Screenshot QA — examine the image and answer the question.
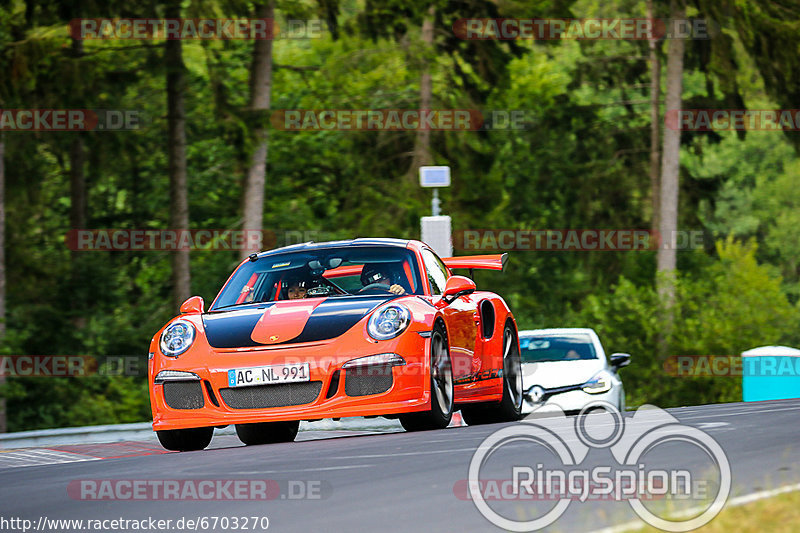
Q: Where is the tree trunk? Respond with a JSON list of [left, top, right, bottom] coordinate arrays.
[[657, 0, 686, 346], [68, 36, 89, 329], [166, 1, 191, 308], [240, 1, 275, 260], [69, 38, 87, 234], [70, 139, 86, 231], [648, 0, 661, 233], [69, 134, 88, 329], [0, 135, 6, 432], [409, 5, 435, 178]]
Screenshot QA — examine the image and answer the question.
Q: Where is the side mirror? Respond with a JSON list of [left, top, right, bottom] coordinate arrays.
[[180, 296, 205, 314], [610, 353, 631, 370], [442, 276, 476, 303]]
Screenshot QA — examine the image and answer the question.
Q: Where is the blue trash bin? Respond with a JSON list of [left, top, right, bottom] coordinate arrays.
[[741, 346, 800, 402]]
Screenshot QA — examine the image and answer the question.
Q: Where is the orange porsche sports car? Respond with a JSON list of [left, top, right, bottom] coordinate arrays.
[[149, 238, 522, 451]]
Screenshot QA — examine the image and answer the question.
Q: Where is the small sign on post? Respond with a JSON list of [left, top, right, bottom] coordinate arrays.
[[419, 166, 451, 188]]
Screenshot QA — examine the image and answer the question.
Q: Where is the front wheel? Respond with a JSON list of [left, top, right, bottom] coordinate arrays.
[[461, 324, 523, 425], [235, 421, 299, 445], [156, 427, 213, 451], [400, 323, 454, 431]]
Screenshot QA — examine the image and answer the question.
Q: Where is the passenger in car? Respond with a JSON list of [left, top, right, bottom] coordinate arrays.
[[286, 280, 308, 299]]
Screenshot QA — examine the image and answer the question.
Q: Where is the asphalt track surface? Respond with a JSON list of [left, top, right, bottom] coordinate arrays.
[[2, 400, 800, 532]]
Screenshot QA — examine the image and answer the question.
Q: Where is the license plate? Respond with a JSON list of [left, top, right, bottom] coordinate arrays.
[[227, 363, 310, 387]]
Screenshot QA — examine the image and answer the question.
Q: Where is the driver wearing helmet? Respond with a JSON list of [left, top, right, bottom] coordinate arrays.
[[359, 264, 406, 295]]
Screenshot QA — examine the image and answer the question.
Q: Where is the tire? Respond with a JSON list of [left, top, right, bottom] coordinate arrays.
[[235, 421, 299, 445], [156, 427, 213, 451], [399, 323, 454, 431], [461, 324, 523, 425]]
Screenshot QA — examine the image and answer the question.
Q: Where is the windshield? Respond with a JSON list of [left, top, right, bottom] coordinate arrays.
[[211, 245, 423, 310], [520, 333, 597, 363]]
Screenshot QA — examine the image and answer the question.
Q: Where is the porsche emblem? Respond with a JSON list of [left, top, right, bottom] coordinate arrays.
[[528, 385, 545, 404], [270, 335, 279, 341]]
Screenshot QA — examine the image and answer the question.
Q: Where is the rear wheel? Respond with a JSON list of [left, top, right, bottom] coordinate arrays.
[[156, 427, 213, 451], [235, 421, 300, 445], [461, 324, 523, 425], [400, 323, 454, 431]]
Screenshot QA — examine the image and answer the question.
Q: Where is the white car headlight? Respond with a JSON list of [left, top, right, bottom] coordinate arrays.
[[160, 320, 196, 357], [582, 370, 613, 394], [367, 304, 411, 341]]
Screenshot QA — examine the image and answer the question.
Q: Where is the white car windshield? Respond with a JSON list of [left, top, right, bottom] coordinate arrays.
[[520, 334, 597, 363]]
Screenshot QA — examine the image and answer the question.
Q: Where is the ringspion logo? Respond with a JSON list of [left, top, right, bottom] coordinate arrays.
[[465, 403, 730, 531]]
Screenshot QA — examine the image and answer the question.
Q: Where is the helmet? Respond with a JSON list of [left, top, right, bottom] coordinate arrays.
[[282, 271, 309, 289], [360, 263, 397, 286]]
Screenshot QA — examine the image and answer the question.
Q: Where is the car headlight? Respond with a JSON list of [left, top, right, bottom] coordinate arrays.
[[367, 304, 411, 341], [160, 320, 196, 357], [582, 371, 613, 394]]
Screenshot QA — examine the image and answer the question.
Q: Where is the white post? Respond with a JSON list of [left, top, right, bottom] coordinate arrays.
[[419, 166, 452, 256]]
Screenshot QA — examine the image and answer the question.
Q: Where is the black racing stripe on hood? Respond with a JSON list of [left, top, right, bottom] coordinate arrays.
[[203, 306, 274, 349], [201, 297, 395, 349], [284, 296, 391, 344]]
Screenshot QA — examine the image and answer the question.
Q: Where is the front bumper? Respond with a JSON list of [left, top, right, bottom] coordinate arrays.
[[150, 328, 431, 431], [521, 387, 622, 414]]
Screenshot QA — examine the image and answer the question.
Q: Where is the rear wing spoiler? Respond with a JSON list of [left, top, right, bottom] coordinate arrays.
[[442, 254, 508, 272]]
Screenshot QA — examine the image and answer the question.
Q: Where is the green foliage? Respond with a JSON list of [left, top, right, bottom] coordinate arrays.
[[579, 239, 800, 408]]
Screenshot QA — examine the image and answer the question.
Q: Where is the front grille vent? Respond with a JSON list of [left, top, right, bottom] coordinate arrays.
[[344, 365, 393, 397], [164, 381, 205, 410], [219, 381, 323, 409]]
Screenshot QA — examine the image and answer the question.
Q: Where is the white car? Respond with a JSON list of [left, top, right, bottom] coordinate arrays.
[[519, 328, 629, 415]]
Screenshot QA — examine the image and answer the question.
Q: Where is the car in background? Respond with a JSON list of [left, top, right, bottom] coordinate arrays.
[[519, 328, 629, 414], [149, 239, 523, 451]]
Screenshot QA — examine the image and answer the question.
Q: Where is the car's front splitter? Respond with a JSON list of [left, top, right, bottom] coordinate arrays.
[[150, 330, 433, 431]]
